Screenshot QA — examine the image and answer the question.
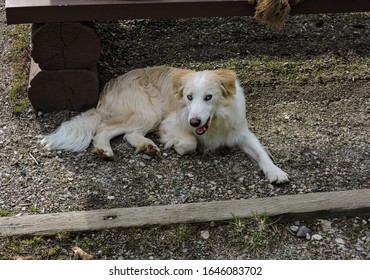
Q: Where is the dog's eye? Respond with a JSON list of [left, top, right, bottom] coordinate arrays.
[[204, 95, 213, 101], [187, 95, 193, 101]]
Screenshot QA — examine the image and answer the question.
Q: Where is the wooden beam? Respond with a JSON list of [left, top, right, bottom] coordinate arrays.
[[28, 58, 100, 112], [0, 189, 369, 236], [5, 0, 370, 24]]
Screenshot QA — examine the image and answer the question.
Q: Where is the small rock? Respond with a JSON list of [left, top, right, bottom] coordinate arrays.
[[296, 226, 310, 238], [248, 184, 255, 190], [201, 230, 210, 240], [335, 238, 345, 245], [354, 244, 365, 252], [311, 234, 323, 241], [156, 175, 163, 179], [365, 232, 370, 243], [306, 233, 311, 240], [107, 196, 115, 200], [290, 225, 299, 233]]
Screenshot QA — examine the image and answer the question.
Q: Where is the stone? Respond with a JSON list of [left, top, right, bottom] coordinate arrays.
[[311, 234, 323, 241], [296, 225, 310, 238], [290, 225, 299, 233]]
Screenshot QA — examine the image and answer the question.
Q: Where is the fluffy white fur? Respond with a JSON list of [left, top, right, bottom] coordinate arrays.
[[41, 66, 288, 183]]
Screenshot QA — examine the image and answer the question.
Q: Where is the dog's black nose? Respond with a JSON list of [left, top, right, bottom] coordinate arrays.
[[189, 118, 201, 127]]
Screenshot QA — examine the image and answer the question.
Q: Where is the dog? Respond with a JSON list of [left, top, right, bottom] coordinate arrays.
[[41, 66, 289, 184]]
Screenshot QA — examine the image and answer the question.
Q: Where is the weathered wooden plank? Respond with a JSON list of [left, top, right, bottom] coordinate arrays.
[[5, 0, 370, 24], [0, 189, 369, 236]]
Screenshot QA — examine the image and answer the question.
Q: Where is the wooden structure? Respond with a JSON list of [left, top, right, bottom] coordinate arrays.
[[6, 0, 370, 24], [0, 189, 369, 236], [5, 0, 370, 111]]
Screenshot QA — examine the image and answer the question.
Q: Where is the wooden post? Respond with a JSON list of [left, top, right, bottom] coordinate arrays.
[[28, 22, 101, 111], [31, 22, 101, 70], [28, 59, 99, 112]]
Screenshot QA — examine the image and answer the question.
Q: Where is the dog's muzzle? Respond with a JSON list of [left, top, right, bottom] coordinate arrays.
[[190, 117, 211, 135]]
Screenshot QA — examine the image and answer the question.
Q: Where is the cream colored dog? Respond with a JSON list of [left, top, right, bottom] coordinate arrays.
[[41, 66, 288, 183]]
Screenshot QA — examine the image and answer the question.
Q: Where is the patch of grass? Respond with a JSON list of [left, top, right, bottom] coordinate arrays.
[[0, 208, 12, 217], [228, 212, 279, 253], [162, 224, 194, 246], [6, 24, 31, 114], [55, 231, 71, 241], [46, 245, 63, 258], [125, 224, 195, 252], [28, 205, 38, 213], [8, 236, 45, 255]]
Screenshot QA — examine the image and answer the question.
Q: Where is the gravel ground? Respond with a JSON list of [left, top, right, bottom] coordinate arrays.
[[0, 1, 369, 259]]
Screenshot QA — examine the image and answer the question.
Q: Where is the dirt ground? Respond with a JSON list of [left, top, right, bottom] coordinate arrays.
[[0, 1, 369, 259]]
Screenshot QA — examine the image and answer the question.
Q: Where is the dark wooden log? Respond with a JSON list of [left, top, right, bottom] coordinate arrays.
[[31, 22, 101, 70], [28, 59, 99, 112]]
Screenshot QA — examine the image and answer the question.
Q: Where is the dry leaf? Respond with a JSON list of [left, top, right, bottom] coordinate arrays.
[[317, 219, 333, 233], [72, 246, 93, 260]]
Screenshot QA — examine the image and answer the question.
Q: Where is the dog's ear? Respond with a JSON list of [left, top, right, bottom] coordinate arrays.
[[172, 69, 192, 97], [215, 70, 237, 97]]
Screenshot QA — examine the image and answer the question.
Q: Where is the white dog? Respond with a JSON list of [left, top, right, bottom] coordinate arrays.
[[41, 66, 288, 183]]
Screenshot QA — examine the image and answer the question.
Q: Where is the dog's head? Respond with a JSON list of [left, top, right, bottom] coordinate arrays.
[[173, 69, 237, 135]]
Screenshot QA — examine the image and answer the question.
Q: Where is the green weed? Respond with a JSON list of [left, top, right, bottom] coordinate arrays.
[[0, 208, 12, 217], [228, 212, 279, 253], [6, 24, 31, 114]]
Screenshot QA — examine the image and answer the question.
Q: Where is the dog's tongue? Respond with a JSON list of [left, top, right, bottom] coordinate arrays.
[[195, 117, 211, 135], [195, 126, 207, 135]]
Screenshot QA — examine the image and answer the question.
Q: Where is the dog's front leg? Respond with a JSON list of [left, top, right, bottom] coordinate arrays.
[[238, 127, 289, 184]]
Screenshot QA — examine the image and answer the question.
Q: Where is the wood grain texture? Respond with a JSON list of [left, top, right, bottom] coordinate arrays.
[[28, 59, 99, 112], [1, 189, 369, 236], [31, 22, 101, 70]]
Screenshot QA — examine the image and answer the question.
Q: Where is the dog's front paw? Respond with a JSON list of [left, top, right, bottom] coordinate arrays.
[[265, 166, 289, 184]]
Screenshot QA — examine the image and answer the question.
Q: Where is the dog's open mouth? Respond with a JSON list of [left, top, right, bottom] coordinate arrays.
[[195, 117, 211, 135]]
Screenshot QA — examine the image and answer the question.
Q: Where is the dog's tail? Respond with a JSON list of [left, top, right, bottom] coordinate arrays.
[[40, 108, 103, 152]]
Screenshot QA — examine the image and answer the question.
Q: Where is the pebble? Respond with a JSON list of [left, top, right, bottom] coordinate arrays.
[[296, 226, 310, 238], [290, 225, 299, 233], [200, 230, 210, 240], [107, 196, 115, 200], [306, 233, 311, 240], [335, 238, 345, 245], [354, 244, 365, 252], [311, 234, 323, 241]]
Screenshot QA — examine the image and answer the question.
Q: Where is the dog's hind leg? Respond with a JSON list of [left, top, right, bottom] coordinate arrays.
[[93, 111, 161, 158], [93, 120, 128, 158], [237, 126, 289, 184]]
